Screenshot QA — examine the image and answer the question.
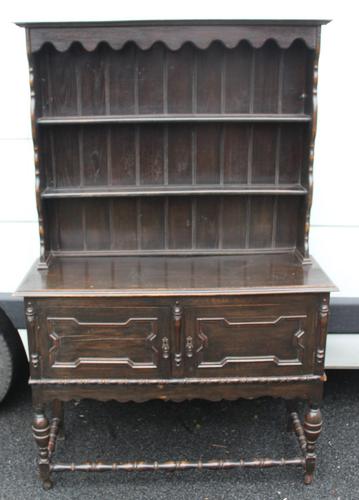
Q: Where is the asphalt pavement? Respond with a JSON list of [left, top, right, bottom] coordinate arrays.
[[0, 370, 358, 500]]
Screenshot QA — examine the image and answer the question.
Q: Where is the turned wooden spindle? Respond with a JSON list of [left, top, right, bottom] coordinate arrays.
[[303, 403, 323, 485], [173, 302, 183, 366], [285, 400, 297, 432], [52, 400, 65, 439], [32, 408, 53, 490]]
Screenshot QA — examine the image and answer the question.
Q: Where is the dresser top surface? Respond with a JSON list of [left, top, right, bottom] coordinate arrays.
[[16, 20, 330, 28], [16, 253, 336, 298]]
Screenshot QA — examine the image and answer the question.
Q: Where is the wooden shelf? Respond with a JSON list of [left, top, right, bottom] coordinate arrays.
[[41, 184, 308, 199], [37, 113, 312, 125]]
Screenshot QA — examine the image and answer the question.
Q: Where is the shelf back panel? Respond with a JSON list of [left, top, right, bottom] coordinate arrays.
[[29, 24, 319, 264], [45, 195, 300, 254], [40, 123, 306, 189], [35, 40, 311, 118]]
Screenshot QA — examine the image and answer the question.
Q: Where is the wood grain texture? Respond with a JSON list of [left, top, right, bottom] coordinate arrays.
[[26, 293, 322, 381], [17, 254, 335, 297], [27, 396, 318, 488], [301, 29, 321, 263], [44, 195, 303, 254], [304, 403, 323, 484], [27, 31, 47, 267], [40, 122, 307, 190], [23, 21, 327, 53], [37, 114, 311, 124], [19, 20, 333, 488], [35, 39, 311, 120]]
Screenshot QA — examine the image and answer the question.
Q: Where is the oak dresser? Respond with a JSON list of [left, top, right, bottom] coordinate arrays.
[[15, 20, 336, 489]]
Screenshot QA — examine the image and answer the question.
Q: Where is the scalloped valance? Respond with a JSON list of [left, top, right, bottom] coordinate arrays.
[[19, 21, 326, 52]]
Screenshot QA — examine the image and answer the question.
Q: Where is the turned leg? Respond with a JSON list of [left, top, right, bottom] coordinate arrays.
[[52, 400, 64, 439], [303, 402, 322, 485], [32, 407, 53, 490], [285, 400, 297, 432]]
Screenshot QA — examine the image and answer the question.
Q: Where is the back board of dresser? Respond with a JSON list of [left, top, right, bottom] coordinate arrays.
[[20, 20, 324, 266]]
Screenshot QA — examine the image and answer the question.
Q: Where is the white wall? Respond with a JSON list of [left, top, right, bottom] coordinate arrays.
[[0, 0, 358, 297]]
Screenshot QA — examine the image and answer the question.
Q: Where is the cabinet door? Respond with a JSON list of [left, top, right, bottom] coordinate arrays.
[[37, 300, 172, 380], [183, 295, 317, 378]]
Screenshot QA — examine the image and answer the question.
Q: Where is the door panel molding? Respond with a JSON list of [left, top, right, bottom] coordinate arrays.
[[47, 316, 160, 369], [194, 314, 307, 370]]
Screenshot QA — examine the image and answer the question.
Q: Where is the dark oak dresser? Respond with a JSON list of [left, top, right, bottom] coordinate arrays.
[[16, 20, 336, 489]]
